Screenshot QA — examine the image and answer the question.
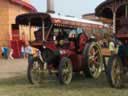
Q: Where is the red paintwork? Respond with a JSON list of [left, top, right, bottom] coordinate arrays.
[[69, 41, 76, 50], [69, 54, 85, 72], [44, 41, 57, 51], [10, 0, 37, 12], [12, 29, 20, 40], [79, 34, 88, 52], [10, 40, 23, 58]]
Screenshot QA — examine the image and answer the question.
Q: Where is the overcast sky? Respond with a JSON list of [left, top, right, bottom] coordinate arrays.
[[30, 0, 105, 18]]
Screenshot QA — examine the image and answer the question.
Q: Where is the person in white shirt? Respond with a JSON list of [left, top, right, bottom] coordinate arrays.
[[25, 42, 33, 58], [109, 39, 115, 55]]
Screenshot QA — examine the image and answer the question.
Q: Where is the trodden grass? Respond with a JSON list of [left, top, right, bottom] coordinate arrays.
[[0, 73, 128, 96], [0, 59, 128, 96]]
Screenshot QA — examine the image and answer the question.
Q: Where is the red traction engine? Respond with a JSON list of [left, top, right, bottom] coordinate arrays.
[[16, 13, 103, 85], [106, 18, 128, 88]]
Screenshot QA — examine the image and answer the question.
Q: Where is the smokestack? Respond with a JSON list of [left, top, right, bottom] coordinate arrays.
[[47, 0, 55, 13]]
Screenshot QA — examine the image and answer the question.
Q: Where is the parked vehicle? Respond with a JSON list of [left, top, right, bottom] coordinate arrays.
[[16, 13, 104, 85], [95, 0, 128, 88]]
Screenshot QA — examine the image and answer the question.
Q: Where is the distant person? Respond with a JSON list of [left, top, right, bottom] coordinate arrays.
[[1, 45, 8, 59], [1, 46, 4, 58], [25, 43, 33, 57], [8, 48, 14, 60], [109, 39, 115, 55], [21, 45, 25, 58], [103, 39, 108, 48], [5, 47, 8, 59], [25, 42, 37, 65], [53, 29, 64, 47]]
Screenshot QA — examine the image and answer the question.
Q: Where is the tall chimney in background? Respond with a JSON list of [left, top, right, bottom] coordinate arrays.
[[47, 0, 55, 13]]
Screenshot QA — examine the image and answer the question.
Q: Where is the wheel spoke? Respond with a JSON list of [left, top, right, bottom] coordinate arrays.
[[94, 55, 98, 60], [89, 56, 94, 60], [65, 62, 68, 68], [94, 50, 99, 56], [89, 65, 96, 73], [89, 48, 95, 56], [62, 69, 69, 81], [95, 62, 101, 68]]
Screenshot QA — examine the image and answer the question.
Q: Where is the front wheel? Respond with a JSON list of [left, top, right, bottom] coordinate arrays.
[[107, 55, 124, 88], [83, 42, 103, 79], [27, 56, 43, 84], [58, 57, 73, 85]]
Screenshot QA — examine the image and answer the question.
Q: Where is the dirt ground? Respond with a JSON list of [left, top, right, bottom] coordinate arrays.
[[0, 59, 128, 96], [0, 59, 28, 79]]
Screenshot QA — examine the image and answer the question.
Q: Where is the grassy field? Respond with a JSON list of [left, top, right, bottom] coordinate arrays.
[[0, 59, 128, 96]]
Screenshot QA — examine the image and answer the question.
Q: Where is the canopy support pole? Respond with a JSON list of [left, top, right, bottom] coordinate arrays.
[[113, 12, 116, 34], [28, 21, 31, 41], [42, 20, 45, 41], [125, 4, 128, 17]]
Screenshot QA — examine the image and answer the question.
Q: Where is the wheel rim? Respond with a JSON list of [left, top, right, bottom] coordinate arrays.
[[111, 59, 123, 87], [88, 44, 102, 78], [31, 61, 42, 84], [61, 60, 72, 84]]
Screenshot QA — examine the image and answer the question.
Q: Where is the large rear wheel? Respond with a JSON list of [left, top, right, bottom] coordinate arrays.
[[107, 55, 124, 88], [58, 57, 73, 85], [83, 42, 103, 79]]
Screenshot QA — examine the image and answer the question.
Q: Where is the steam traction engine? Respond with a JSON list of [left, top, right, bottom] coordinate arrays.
[[96, 0, 128, 88], [16, 13, 104, 85]]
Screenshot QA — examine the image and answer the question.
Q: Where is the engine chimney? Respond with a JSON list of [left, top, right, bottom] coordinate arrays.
[[47, 0, 55, 13]]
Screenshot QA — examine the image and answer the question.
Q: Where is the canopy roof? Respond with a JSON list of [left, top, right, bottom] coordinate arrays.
[[95, 0, 128, 19], [16, 12, 104, 27], [16, 13, 51, 26], [95, 0, 114, 19]]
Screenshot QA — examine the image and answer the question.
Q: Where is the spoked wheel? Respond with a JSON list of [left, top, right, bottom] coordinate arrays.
[[58, 57, 73, 85], [83, 42, 103, 79], [27, 56, 43, 84], [107, 55, 124, 88]]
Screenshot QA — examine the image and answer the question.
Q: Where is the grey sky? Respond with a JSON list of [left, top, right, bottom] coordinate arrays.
[[30, 0, 105, 18]]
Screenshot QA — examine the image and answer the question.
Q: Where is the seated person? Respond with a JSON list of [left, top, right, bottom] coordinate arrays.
[[68, 30, 77, 50], [53, 29, 64, 47], [68, 30, 76, 41]]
